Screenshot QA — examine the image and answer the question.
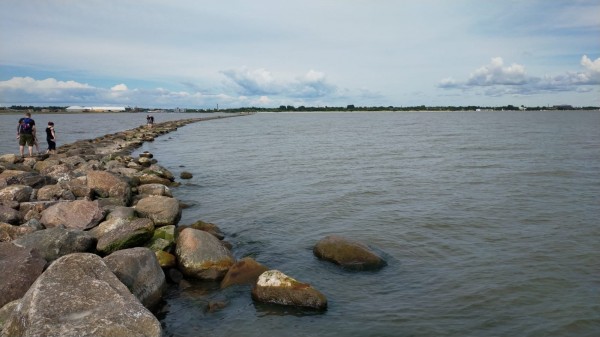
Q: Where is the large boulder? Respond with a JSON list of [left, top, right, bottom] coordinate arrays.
[[0, 222, 35, 242], [0, 185, 33, 203], [135, 196, 181, 227], [40, 200, 105, 230], [0, 242, 46, 308], [0, 205, 20, 225], [103, 247, 166, 309], [221, 257, 269, 289], [145, 225, 175, 253], [87, 170, 131, 204], [137, 183, 172, 197], [175, 228, 235, 280], [2, 171, 52, 189], [251, 270, 327, 310], [12, 227, 97, 262], [313, 235, 386, 270], [183, 219, 225, 240], [36, 183, 72, 201], [33, 159, 61, 172], [96, 218, 155, 255], [62, 179, 93, 199], [0, 253, 162, 337], [0, 155, 20, 165], [137, 174, 172, 186], [39, 163, 75, 182]]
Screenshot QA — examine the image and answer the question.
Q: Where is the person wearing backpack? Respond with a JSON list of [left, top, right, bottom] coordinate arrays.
[[17, 112, 36, 157]]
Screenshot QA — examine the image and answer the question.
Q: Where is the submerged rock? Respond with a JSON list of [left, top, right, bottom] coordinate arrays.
[[221, 257, 269, 289], [313, 235, 386, 270]]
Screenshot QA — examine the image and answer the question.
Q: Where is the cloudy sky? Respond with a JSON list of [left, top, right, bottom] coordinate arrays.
[[1, 0, 599, 109]]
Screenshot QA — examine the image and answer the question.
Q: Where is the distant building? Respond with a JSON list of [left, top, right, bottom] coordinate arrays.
[[66, 106, 126, 112]]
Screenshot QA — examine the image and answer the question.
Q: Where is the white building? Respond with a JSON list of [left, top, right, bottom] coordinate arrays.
[[66, 106, 127, 112]]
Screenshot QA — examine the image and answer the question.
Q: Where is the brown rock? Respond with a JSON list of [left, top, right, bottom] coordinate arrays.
[[0, 242, 46, 308], [313, 235, 386, 270], [40, 200, 105, 230], [0, 222, 35, 242], [221, 257, 269, 289], [175, 228, 234, 280], [251, 270, 327, 310]]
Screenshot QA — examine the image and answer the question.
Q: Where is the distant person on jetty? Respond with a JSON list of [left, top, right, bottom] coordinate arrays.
[[146, 114, 155, 128], [17, 112, 36, 157], [46, 121, 56, 154]]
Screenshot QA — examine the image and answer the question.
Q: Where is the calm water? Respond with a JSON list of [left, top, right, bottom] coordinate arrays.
[[3, 111, 600, 336]]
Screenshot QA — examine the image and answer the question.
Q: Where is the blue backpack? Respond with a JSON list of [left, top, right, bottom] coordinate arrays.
[[20, 118, 33, 133]]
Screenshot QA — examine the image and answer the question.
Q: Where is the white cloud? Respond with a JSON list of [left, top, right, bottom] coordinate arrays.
[[111, 83, 128, 91], [466, 57, 529, 86], [579, 55, 600, 84], [222, 67, 337, 99], [0, 77, 92, 91], [439, 55, 600, 97]]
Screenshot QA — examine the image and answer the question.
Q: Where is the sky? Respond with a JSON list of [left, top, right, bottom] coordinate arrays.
[[1, 0, 599, 109]]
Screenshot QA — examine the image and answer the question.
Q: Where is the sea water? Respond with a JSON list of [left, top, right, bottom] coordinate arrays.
[[2, 111, 599, 336]]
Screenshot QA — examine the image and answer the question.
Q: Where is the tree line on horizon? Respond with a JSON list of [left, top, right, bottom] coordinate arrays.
[[2, 104, 598, 113]]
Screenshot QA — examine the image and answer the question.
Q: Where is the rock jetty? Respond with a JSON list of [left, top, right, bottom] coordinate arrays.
[[0, 114, 386, 336]]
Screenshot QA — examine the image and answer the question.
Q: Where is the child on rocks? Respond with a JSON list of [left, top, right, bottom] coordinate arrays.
[[46, 122, 56, 154]]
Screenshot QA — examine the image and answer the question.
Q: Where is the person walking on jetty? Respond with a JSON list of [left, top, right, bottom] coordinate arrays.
[[17, 112, 36, 157], [146, 114, 154, 128], [46, 121, 56, 154]]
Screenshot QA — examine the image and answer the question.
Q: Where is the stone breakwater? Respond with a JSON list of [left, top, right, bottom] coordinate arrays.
[[0, 114, 386, 337]]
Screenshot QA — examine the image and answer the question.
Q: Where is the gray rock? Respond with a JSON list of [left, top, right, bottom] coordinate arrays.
[[40, 200, 105, 230], [135, 196, 181, 227], [0, 185, 33, 203], [39, 164, 75, 182], [13, 227, 97, 262], [251, 270, 327, 310], [103, 247, 166, 309], [0, 242, 46, 308], [175, 228, 234, 280], [0, 253, 162, 337], [96, 218, 154, 255], [0, 205, 20, 225], [106, 206, 137, 220], [137, 183, 172, 197], [36, 184, 65, 201], [0, 300, 19, 332]]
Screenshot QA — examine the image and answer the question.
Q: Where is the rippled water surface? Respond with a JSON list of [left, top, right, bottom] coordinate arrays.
[[3, 111, 600, 336]]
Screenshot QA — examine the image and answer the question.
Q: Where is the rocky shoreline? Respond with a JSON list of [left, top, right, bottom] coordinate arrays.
[[0, 115, 386, 336]]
